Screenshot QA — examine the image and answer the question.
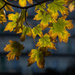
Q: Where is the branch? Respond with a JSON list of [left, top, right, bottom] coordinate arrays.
[[0, 3, 6, 10], [3, 0, 52, 9]]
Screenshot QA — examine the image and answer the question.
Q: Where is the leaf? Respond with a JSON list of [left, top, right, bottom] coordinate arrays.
[[36, 34, 56, 50], [34, 10, 56, 29], [47, 0, 69, 18], [4, 40, 24, 61], [0, 0, 5, 8], [4, 5, 14, 12], [35, 3, 46, 11], [19, 0, 33, 7], [69, 1, 75, 12], [32, 25, 43, 39], [20, 26, 32, 42], [49, 18, 74, 43], [0, 9, 6, 24], [4, 12, 19, 32], [4, 9, 27, 32], [28, 49, 45, 69]]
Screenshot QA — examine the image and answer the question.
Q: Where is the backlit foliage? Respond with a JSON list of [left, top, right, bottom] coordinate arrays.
[[0, 0, 75, 69]]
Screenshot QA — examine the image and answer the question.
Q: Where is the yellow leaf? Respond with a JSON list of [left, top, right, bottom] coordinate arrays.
[[0, 9, 6, 23], [19, 0, 33, 7], [19, 0, 27, 7], [27, 0, 33, 4], [5, 5, 14, 12], [69, 2, 75, 12]]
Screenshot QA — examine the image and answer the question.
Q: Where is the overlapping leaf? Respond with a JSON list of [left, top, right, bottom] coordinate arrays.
[[4, 12, 19, 32], [4, 9, 27, 32], [28, 47, 52, 69], [34, 10, 56, 29], [20, 26, 32, 41], [19, 0, 33, 7], [4, 40, 24, 61], [49, 18, 74, 43], [28, 49, 45, 69], [36, 34, 56, 50], [32, 25, 43, 39], [47, 0, 69, 19]]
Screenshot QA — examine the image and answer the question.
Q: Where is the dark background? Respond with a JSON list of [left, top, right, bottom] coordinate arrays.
[[0, 0, 75, 75]]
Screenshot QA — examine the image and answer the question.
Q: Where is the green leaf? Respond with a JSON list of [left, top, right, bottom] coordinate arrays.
[[49, 18, 74, 43], [47, 0, 69, 18], [36, 34, 56, 50], [20, 26, 32, 41], [32, 25, 43, 39]]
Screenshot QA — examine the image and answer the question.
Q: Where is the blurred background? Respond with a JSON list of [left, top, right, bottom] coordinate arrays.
[[0, 0, 75, 75]]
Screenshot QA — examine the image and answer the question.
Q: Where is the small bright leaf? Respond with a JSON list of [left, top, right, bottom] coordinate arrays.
[[4, 12, 19, 32], [69, 1, 75, 12], [19, 0, 33, 7], [32, 25, 43, 39], [4, 40, 24, 61]]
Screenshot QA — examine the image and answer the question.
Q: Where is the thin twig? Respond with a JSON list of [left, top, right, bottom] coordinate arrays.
[[3, 0, 51, 9]]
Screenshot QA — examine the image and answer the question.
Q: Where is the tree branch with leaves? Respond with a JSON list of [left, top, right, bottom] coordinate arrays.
[[0, 0, 75, 69]]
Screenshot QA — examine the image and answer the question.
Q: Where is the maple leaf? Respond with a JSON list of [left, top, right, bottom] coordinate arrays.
[[0, 9, 6, 24], [28, 49, 45, 69], [32, 25, 43, 39], [19, 0, 33, 7], [49, 18, 74, 43], [4, 40, 24, 61], [20, 26, 32, 41], [4, 9, 27, 32], [4, 12, 19, 32], [36, 34, 56, 50], [34, 10, 56, 29], [47, 0, 69, 19]]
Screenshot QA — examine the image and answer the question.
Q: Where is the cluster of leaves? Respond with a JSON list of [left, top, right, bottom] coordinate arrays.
[[0, 0, 75, 69]]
